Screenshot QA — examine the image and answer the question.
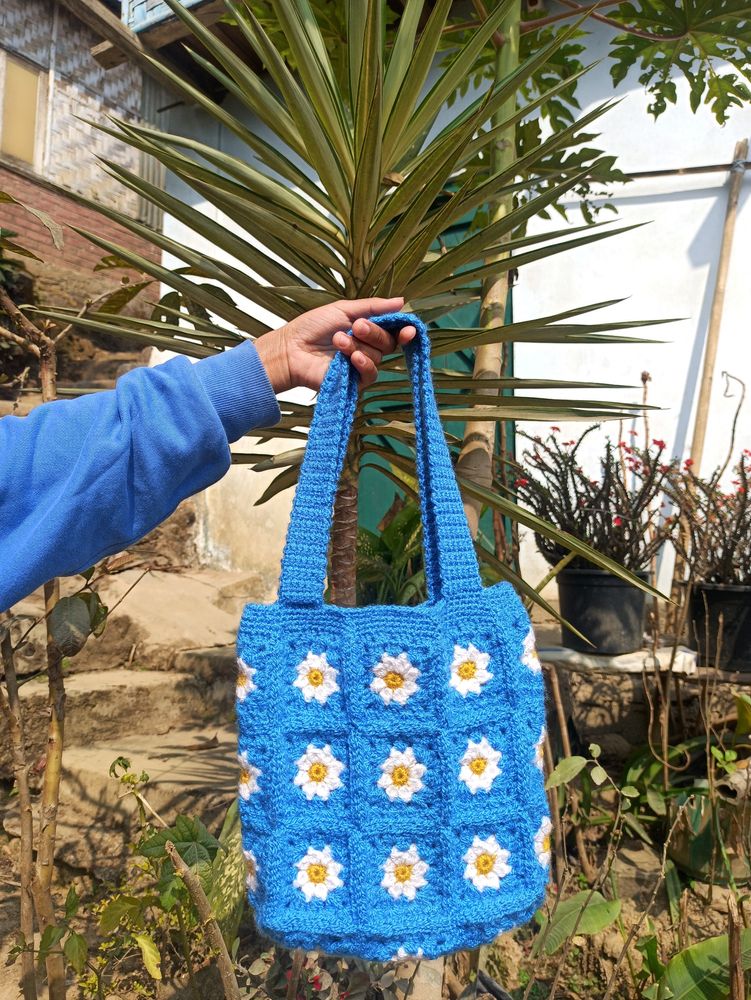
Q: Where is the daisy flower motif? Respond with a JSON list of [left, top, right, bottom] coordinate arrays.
[[449, 644, 493, 697], [236, 657, 257, 702], [293, 652, 339, 705], [243, 847, 258, 893], [237, 751, 261, 800], [463, 835, 511, 891], [521, 628, 541, 674], [394, 946, 424, 961], [534, 727, 546, 771], [370, 653, 420, 706], [534, 816, 553, 868], [459, 737, 502, 794], [377, 747, 426, 803], [294, 744, 345, 801], [381, 844, 429, 901], [293, 845, 343, 902]]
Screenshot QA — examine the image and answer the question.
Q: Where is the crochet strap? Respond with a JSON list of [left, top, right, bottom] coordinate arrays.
[[278, 312, 482, 605]]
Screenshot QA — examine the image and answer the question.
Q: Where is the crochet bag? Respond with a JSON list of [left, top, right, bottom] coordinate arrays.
[[236, 313, 550, 961]]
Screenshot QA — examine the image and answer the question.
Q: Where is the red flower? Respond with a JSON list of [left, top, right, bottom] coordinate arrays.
[[550, 425, 561, 433], [660, 464, 671, 473], [629, 429, 638, 436], [652, 439, 666, 449], [514, 477, 529, 487], [617, 441, 627, 448], [312, 976, 322, 991], [563, 440, 576, 447], [613, 516, 623, 527], [684, 458, 694, 469]]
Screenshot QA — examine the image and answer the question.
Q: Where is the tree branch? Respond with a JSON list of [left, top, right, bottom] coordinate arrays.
[[0, 287, 51, 349], [0, 323, 40, 358], [164, 841, 241, 1000], [0, 627, 38, 1000], [555, 0, 686, 42]]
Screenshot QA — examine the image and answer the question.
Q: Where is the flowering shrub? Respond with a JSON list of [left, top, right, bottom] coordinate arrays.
[[512, 426, 678, 571], [666, 451, 751, 585]]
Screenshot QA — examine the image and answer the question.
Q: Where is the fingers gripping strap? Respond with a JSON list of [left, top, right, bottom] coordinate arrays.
[[277, 312, 481, 605]]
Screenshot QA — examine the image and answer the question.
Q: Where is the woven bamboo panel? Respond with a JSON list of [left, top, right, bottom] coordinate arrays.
[[50, 78, 140, 215], [123, 0, 205, 32], [0, 0, 53, 67]]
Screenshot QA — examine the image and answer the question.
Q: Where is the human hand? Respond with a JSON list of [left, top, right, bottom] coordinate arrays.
[[254, 296, 417, 393]]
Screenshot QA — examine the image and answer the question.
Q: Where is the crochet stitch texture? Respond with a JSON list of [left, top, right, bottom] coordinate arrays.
[[236, 313, 549, 960]]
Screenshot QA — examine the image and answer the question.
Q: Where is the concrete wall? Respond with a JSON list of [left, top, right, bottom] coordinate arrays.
[[157, 24, 751, 595]]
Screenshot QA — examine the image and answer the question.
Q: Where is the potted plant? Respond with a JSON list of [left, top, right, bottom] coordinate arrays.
[[513, 427, 677, 655], [668, 451, 751, 670]]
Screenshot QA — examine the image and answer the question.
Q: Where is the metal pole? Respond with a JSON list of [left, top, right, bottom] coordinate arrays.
[[689, 138, 749, 472]]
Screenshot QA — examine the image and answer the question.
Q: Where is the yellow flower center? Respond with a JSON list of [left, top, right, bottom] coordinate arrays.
[[308, 762, 328, 783], [307, 863, 328, 884], [457, 660, 477, 680], [239, 768, 250, 784], [245, 857, 256, 877], [391, 765, 411, 787], [541, 835, 551, 853], [237, 672, 247, 688], [469, 757, 488, 775], [394, 863, 413, 883], [307, 668, 324, 687], [384, 670, 405, 690], [474, 853, 495, 875]]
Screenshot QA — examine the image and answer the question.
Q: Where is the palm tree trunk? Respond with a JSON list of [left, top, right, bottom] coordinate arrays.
[[455, 3, 520, 540], [330, 437, 361, 606]]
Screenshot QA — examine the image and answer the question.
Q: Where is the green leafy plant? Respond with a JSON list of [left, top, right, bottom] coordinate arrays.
[[355, 495, 426, 606], [512, 426, 679, 571]]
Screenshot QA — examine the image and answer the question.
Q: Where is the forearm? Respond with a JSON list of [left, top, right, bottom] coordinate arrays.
[[0, 341, 280, 611]]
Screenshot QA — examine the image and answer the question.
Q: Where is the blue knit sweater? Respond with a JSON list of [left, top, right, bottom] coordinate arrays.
[[0, 342, 280, 612]]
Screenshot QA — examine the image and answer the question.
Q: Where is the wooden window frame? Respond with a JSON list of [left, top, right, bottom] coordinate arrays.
[[0, 50, 49, 175]]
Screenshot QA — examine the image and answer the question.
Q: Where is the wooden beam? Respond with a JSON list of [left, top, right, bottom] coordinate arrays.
[[138, 0, 226, 49], [56, 0, 186, 95]]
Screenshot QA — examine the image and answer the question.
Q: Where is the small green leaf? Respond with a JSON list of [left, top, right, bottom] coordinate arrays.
[[140, 814, 221, 867], [537, 890, 621, 955], [646, 785, 667, 816], [545, 755, 588, 789], [134, 932, 162, 981], [64, 931, 88, 974], [64, 885, 79, 920], [37, 925, 65, 966], [48, 596, 92, 656], [735, 693, 751, 735], [99, 895, 144, 935], [621, 785, 640, 798], [589, 743, 601, 759], [591, 765, 607, 786]]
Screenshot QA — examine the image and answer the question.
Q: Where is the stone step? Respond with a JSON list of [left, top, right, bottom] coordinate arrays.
[[0, 669, 234, 781], [3, 726, 238, 880]]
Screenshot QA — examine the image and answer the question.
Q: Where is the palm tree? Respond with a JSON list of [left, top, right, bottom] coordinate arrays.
[[39, 0, 662, 610]]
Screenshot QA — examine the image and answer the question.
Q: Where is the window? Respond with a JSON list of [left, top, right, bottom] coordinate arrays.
[[0, 53, 44, 168]]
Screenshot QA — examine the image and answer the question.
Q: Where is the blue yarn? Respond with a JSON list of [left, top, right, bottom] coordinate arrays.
[[236, 313, 549, 961]]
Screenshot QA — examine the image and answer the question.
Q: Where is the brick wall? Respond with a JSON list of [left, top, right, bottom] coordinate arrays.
[[1, 162, 160, 309]]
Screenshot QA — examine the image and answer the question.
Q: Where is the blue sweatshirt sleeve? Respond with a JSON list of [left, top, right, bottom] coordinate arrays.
[[0, 340, 280, 612]]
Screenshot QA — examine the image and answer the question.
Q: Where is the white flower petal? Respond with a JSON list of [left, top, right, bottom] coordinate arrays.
[[371, 653, 420, 706], [236, 657, 257, 701], [293, 652, 340, 704], [237, 752, 261, 799], [462, 835, 511, 891], [449, 644, 493, 697], [534, 727, 546, 771], [522, 628, 542, 674], [381, 845, 429, 900], [534, 816, 553, 868], [294, 846, 343, 903], [459, 737, 502, 793]]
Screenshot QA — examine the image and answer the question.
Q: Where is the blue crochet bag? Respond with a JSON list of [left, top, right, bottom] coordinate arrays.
[[236, 313, 550, 961]]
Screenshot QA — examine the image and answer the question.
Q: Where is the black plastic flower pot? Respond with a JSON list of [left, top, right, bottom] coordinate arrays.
[[689, 583, 751, 671], [557, 568, 648, 656]]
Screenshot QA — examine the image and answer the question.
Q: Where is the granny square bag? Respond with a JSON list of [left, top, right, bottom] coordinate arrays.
[[236, 313, 551, 961]]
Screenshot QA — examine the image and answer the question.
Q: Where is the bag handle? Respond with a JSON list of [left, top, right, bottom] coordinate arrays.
[[277, 312, 481, 606]]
